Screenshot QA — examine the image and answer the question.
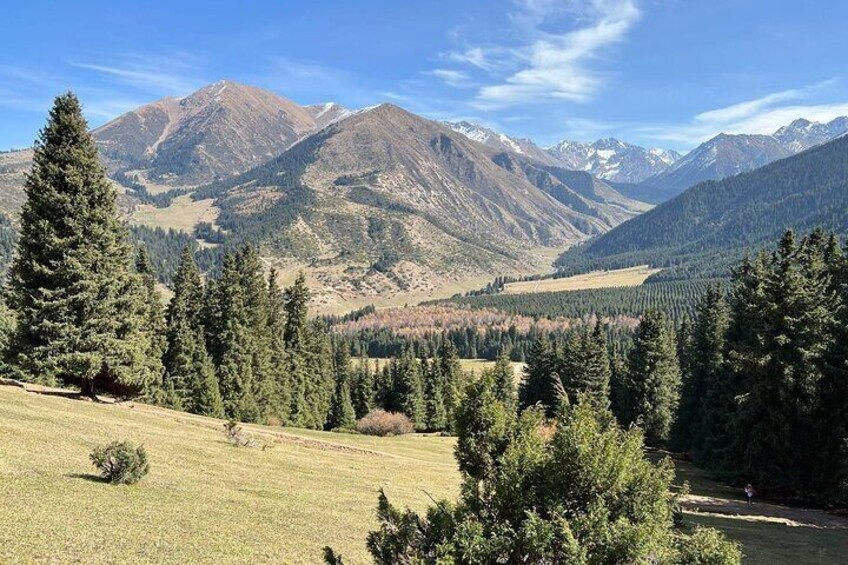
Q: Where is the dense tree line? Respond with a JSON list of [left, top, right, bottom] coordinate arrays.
[[675, 229, 848, 506], [342, 321, 638, 364], [519, 312, 681, 446], [128, 225, 222, 285], [433, 278, 720, 326]]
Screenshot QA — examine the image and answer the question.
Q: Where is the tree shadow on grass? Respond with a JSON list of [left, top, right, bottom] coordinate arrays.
[[65, 473, 108, 483]]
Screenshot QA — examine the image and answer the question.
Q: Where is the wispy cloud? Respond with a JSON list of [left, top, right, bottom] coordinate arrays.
[[71, 53, 205, 96], [426, 69, 474, 88], [635, 79, 847, 147], [443, 0, 641, 108]]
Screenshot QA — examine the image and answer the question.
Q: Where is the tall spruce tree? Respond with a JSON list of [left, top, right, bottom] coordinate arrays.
[[423, 359, 448, 431], [819, 237, 848, 503], [391, 348, 426, 429], [284, 272, 310, 352], [135, 247, 167, 377], [675, 284, 731, 463], [624, 309, 681, 445], [435, 339, 464, 429], [518, 337, 562, 416], [236, 247, 275, 421], [491, 352, 518, 412], [212, 253, 260, 422], [734, 230, 837, 497], [573, 321, 612, 408], [266, 269, 291, 424], [327, 346, 356, 430], [163, 247, 223, 417], [7, 93, 158, 397], [350, 358, 375, 419]]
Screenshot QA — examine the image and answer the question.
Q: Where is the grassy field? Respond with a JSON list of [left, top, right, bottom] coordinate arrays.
[[2, 384, 846, 564], [0, 386, 457, 564], [131, 194, 220, 233], [501, 265, 662, 295]]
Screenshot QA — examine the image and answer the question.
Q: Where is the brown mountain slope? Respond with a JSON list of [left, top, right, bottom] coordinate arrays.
[[201, 104, 647, 311], [94, 80, 317, 186]]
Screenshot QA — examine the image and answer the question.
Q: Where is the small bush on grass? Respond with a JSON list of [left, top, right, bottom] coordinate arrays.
[[356, 410, 415, 437], [89, 441, 149, 485], [224, 419, 255, 447]]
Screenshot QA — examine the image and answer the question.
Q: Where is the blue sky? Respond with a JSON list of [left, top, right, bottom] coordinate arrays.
[[2, 0, 848, 152]]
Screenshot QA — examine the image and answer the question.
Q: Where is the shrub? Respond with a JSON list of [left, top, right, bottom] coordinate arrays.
[[89, 441, 149, 485], [224, 419, 255, 447], [674, 527, 743, 564], [356, 410, 415, 437]]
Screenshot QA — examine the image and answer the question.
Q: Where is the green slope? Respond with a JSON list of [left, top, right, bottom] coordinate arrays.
[[555, 134, 848, 280]]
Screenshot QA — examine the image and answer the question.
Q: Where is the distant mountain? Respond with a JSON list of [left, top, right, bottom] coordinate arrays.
[[555, 134, 848, 280], [306, 102, 353, 129], [444, 121, 559, 165], [200, 104, 647, 310], [94, 80, 318, 186], [634, 116, 848, 203], [545, 138, 681, 184]]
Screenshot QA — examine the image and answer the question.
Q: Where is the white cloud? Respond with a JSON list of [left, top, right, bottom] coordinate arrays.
[[453, 0, 641, 108], [71, 53, 204, 96], [635, 80, 848, 147], [426, 69, 473, 88], [448, 47, 507, 72]]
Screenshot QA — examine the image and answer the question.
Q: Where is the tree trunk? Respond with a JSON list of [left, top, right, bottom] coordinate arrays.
[[80, 379, 98, 401]]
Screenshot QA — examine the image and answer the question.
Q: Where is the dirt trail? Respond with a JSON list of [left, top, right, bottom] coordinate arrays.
[[681, 494, 848, 530]]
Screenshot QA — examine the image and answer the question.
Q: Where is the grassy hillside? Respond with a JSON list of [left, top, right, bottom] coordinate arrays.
[[501, 265, 660, 294], [0, 386, 457, 564], [2, 384, 846, 564]]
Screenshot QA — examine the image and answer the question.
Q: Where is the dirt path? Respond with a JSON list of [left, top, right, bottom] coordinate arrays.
[[681, 494, 848, 530]]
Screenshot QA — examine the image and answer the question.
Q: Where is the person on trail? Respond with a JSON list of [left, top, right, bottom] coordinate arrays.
[[744, 483, 754, 505]]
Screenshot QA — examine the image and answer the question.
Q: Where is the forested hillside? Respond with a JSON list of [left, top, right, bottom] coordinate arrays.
[[555, 135, 848, 279]]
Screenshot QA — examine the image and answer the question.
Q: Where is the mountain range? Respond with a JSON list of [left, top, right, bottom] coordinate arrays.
[[447, 116, 848, 205], [621, 117, 848, 203], [195, 103, 648, 310], [95, 80, 329, 187], [445, 121, 680, 184], [3, 79, 847, 311], [554, 132, 848, 280], [0, 82, 651, 311]]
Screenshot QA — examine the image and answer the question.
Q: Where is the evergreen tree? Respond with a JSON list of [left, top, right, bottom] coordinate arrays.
[[163, 246, 223, 416], [347, 380, 740, 564], [573, 321, 612, 408], [212, 254, 259, 422], [7, 93, 157, 398], [423, 360, 448, 431], [284, 271, 310, 352], [677, 284, 731, 462], [326, 346, 356, 430], [624, 309, 681, 445], [491, 352, 517, 412], [734, 230, 836, 497], [236, 247, 274, 421], [134, 247, 166, 383], [391, 348, 425, 428], [818, 238, 848, 503], [183, 326, 224, 418], [518, 337, 562, 416], [435, 339, 464, 429], [350, 358, 375, 419], [265, 269, 291, 424]]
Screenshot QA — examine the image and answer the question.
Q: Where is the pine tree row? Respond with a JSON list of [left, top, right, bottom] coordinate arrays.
[[675, 229, 848, 506]]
